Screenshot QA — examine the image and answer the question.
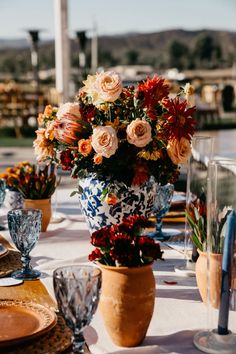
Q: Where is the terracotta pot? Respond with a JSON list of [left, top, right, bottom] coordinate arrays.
[[195, 251, 222, 309], [98, 263, 155, 347], [23, 198, 51, 232]]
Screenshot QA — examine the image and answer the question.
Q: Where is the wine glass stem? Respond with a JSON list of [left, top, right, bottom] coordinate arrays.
[[21, 254, 31, 272], [72, 329, 85, 353], [155, 217, 163, 234]]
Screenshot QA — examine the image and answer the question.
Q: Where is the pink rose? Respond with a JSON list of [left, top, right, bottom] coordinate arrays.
[[91, 126, 118, 158], [95, 71, 122, 102], [126, 118, 152, 148], [57, 102, 81, 120], [167, 137, 191, 165]]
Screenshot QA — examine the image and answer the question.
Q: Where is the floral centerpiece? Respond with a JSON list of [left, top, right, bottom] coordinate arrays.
[[88, 214, 163, 267], [33, 71, 196, 231], [34, 72, 195, 186], [0, 162, 56, 200]]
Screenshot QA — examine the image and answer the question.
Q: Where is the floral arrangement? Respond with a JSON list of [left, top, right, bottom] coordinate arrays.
[[34, 71, 196, 192], [0, 162, 56, 199], [88, 214, 164, 267], [186, 192, 232, 253]]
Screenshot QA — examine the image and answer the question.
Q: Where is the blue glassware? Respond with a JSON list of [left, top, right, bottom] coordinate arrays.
[[0, 179, 6, 231], [7, 208, 42, 280], [53, 265, 101, 354], [148, 183, 175, 240]]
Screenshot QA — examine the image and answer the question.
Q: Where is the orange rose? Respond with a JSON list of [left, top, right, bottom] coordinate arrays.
[[104, 193, 118, 205], [93, 154, 103, 165], [167, 137, 191, 165], [37, 113, 44, 125], [78, 139, 92, 157]]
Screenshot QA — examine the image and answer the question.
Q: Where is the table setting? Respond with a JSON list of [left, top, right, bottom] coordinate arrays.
[[0, 70, 236, 354]]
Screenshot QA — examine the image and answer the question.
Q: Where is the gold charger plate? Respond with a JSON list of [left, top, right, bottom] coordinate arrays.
[[0, 300, 57, 347], [0, 244, 8, 259]]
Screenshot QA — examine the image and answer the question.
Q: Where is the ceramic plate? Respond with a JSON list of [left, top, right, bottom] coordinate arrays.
[[0, 300, 57, 347], [0, 244, 8, 259]]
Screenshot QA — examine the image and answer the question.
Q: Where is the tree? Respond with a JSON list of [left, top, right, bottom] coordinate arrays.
[[193, 34, 222, 68], [168, 40, 189, 70]]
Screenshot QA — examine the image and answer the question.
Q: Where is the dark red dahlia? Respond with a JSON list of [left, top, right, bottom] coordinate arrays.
[[136, 76, 169, 119], [162, 97, 196, 141], [60, 150, 74, 171]]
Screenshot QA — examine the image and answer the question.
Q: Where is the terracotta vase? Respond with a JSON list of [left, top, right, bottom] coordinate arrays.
[[98, 263, 155, 347], [195, 251, 222, 309], [23, 198, 51, 232]]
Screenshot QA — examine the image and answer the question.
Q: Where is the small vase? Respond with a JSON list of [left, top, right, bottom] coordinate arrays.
[[4, 189, 24, 210], [23, 198, 51, 232], [195, 251, 222, 309], [78, 174, 156, 234], [98, 262, 155, 347]]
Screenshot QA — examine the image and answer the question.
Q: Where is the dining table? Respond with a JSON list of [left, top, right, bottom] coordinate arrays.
[[1, 180, 236, 354]]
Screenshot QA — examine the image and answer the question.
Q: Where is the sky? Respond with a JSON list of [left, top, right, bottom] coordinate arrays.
[[0, 0, 236, 40]]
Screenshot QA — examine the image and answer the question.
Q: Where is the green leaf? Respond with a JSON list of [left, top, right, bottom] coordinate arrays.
[[70, 190, 78, 197]]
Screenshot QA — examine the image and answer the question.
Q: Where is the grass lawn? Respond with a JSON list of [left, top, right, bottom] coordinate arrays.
[[0, 137, 34, 147]]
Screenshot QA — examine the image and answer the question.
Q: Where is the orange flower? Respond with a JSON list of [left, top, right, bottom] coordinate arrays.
[[33, 129, 55, 161], [37, 113, 44, 125], [44, 105, 53, 116], [78, 139, 92, 157], [104, 193, 118, 205], [93, 154, 103, 165]]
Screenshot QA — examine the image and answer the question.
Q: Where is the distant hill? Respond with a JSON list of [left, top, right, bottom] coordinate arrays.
[[0, 29, 235, 78]]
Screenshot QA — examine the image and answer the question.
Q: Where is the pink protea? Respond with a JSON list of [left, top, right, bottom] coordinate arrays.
[[53, 117, 82, 145]]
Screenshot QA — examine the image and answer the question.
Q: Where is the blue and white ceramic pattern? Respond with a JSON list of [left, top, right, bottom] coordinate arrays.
[[78, 174, 156, 234], [4, 189, 24, 210]]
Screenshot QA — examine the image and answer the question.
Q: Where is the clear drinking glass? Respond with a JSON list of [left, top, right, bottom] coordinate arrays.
[[193, 159, 236, 353], [175, 135, 214, 276], [53, 265, 102, 354], [148, 183, 175, 240], [0, 179, 6, 231], [7, 208, 42, 280]]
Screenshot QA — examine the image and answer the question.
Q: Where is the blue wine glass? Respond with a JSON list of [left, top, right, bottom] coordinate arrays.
[[7, 208, 42, 280], [148, 183, 175, 240], [53, 265, 101, 354], [0, 179, 6, 231]]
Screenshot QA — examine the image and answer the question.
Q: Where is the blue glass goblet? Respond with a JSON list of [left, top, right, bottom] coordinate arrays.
[[0, 179, 6, 231], [7, 208, 42, 280], [53, 265, 102, 354], [148, 183, 175, 240]]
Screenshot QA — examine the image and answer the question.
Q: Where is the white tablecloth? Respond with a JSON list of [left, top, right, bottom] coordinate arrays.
[[1, 185, 236, 354]]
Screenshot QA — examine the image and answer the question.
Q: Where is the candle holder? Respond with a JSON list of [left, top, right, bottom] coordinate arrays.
[[193, 159, 236, 354]]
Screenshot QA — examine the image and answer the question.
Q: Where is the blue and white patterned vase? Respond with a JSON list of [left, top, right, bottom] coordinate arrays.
[[78, 174, 156, 234], [4, 189, 24, 210]]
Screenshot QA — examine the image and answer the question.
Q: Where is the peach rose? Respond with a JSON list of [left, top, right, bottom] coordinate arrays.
[[167, 137, 191, 165], [33, 129, 55, 161], [57, 102, 81, 120], [78, 139, 92, 157], [93, 154, 103, 165], [91, 126, 118, 158], [126, 118, 152, 148], [95, 71, 122, 103]]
